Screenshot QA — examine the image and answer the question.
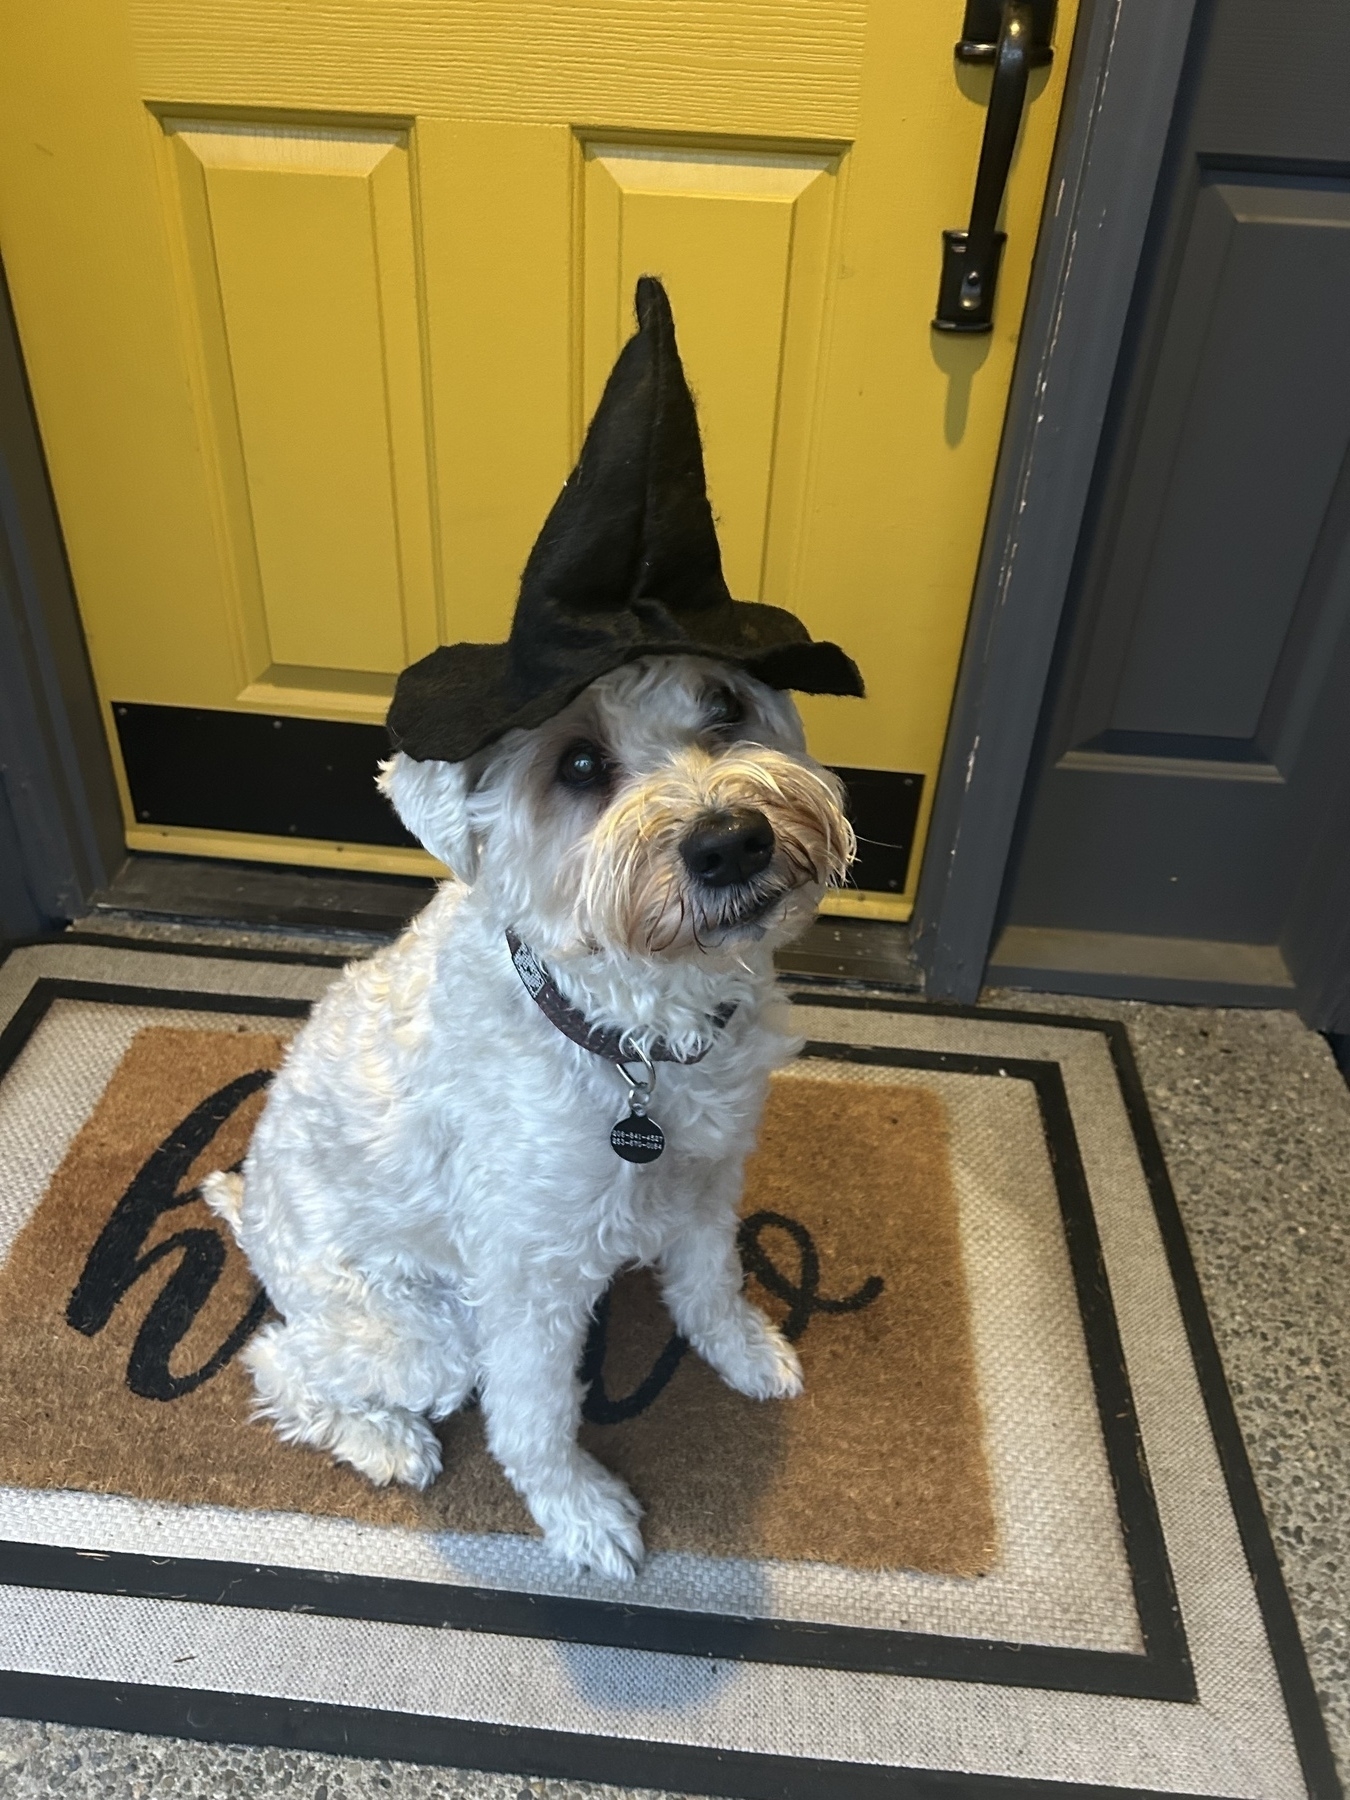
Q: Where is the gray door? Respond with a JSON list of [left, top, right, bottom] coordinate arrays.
[[994, 0, 1350, 1024]]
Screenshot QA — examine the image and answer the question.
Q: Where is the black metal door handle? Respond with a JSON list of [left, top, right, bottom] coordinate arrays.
[[934, 0, 1055, 334]]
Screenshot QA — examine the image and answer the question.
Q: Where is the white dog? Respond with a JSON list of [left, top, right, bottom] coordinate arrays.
[[205, 654, 853, 1578]]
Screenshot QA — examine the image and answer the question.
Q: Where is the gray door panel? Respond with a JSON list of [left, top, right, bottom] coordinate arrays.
[[1078, 179, 1350, 751], [1008, 760, 1292, 942], [1000, 0, 1350, 1015]]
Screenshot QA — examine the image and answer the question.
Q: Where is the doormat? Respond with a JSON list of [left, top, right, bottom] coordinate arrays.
[[0, 935, 1338, 1800], [0, 1023, 994, 1575]]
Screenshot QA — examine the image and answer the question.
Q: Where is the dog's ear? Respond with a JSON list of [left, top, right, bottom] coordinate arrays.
[[377, 754, 479, 882]]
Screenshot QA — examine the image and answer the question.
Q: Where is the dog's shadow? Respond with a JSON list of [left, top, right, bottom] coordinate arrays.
[[553, 1624, 748, 1711]]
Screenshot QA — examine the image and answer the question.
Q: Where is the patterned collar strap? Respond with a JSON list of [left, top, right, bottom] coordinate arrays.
[[505, 929, 735, 1066]]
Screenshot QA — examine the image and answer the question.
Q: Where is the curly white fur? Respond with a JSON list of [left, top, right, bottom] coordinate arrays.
[[203, 656, 852, 1578]]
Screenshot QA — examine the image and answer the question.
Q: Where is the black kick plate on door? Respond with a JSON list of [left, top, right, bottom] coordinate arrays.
[[833, 766, 923, 895], [114, 704, 417, 848], [114, 705, 924, 890]]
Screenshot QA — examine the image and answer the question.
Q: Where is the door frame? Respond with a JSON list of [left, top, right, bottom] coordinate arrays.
[[0, 262, 123, 936], [0, 0, 1203, 976], [911, 0, 1206, 1001]]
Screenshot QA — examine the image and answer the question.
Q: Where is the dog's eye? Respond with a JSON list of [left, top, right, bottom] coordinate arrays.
[[705, 687, 745, 730], [557, 740, 609, 789]]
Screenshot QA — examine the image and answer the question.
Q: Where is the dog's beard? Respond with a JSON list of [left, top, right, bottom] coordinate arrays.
[[575, 747, 854, 958]]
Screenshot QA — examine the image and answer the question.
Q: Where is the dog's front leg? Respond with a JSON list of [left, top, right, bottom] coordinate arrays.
[[477, 1284, 644, 1580], [658, 1170, 804, 1401]]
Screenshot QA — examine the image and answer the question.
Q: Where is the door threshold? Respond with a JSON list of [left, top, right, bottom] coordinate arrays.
[[774, 919, 920, 989], [987, 925, 1297, 1008], [88, 853, 922, 989], [90, 852, 438, 939]]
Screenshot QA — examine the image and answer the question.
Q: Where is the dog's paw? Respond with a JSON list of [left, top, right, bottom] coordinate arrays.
[[531, 1453, 645, 1581], [328, 1407, 443, 1490], [199, 1169, 244, 1231], [699, 1305, 804, 1401]]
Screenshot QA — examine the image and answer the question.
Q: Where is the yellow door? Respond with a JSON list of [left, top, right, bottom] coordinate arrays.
[[0, 0, 1076, 917]]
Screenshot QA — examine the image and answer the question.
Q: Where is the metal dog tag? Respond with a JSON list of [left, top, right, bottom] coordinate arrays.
[[611, 1053, 663, 1162], [610, 1111, 665, 1163]]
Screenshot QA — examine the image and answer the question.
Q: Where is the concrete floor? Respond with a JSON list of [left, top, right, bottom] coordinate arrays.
[[3, 920, 1347, 1796]]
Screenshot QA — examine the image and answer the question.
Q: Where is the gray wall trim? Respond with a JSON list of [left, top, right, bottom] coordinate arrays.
[[912, 0, 1204, 1002], [0, 259, 123, 937]]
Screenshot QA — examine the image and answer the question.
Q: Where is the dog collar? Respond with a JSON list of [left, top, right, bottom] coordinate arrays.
[[505, 929, 735, 1065], [505, 929, 736, 1165]]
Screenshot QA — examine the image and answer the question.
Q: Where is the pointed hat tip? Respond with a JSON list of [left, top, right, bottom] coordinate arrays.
[[634, 274, 673, 333]]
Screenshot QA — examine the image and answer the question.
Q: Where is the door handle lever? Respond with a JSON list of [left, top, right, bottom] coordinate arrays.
[[934, 0, 1055, 333]]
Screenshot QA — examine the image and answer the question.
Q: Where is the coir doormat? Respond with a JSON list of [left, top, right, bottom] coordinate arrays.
[[0, 1022, 994, 1574], [0, 936, 1338, 1800]]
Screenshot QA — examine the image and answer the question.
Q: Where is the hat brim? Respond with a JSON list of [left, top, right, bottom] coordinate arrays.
[[387, 604, 865, 764]]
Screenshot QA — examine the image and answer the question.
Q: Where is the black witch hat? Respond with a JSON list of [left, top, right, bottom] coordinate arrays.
[[387, 277, 864, 763]]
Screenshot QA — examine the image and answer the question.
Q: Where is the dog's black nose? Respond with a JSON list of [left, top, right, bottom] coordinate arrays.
[[680, 810, 776, 888]]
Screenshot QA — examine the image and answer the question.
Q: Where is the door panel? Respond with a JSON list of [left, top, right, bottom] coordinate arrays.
[[1000, 0, 1350, 973], [166, 120, 439, 694], [582, 142, 837, 607], [0, 0, 1080, 906], [1068, 176, 1350, 754]]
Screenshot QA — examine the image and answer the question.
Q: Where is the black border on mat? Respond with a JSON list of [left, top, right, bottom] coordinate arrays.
[[0, 975, 1189, 1701], [0, 1670, 1228, 1800], [0, 944, 1338, 1798]]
